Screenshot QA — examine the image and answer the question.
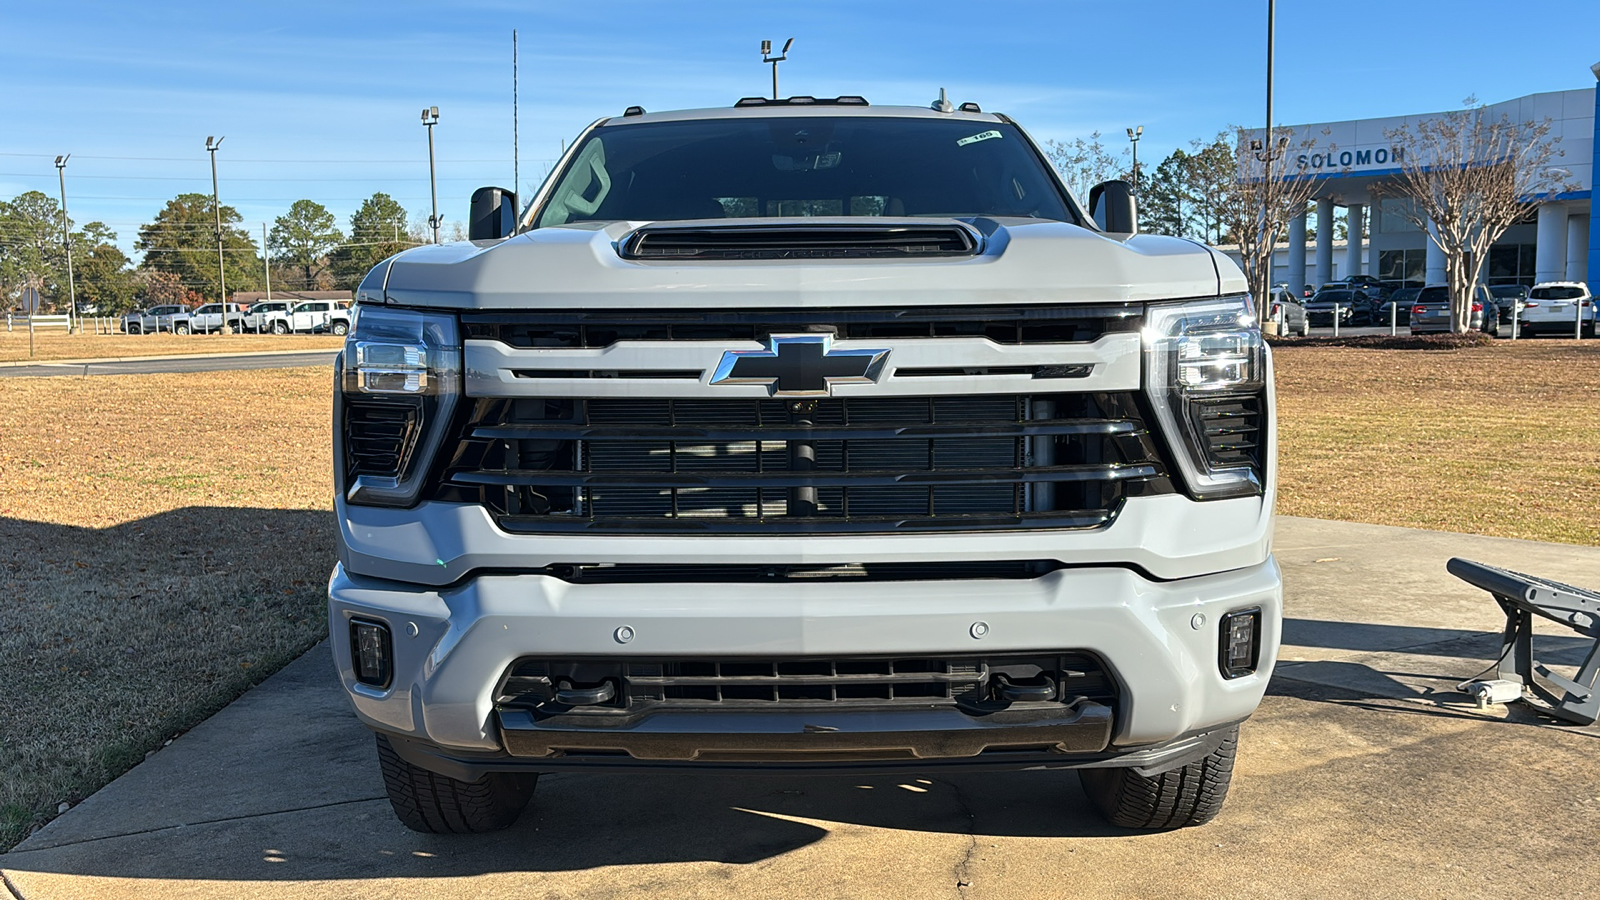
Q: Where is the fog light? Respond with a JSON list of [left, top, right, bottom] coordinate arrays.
[[1219, 608, 1261, 679], [350, 619, 392, 689]]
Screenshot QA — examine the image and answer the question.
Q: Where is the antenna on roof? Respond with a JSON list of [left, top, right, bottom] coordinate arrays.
[[931, 88, 954, 113]]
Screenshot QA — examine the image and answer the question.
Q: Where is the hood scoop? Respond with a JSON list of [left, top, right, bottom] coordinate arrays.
[[619, 221, 981, 261]]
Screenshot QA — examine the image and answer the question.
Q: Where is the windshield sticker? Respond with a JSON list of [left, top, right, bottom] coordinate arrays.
[[956, 130, 1002, 147]]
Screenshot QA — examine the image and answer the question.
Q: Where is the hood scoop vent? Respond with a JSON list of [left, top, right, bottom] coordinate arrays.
[[620, 223, 980, 261]]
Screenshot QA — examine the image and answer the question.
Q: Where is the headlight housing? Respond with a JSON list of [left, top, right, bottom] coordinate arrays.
[[338, 305, 461, 507], [1144, 295, 1266, 499]]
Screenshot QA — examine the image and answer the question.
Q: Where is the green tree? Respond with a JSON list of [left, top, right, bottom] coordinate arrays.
[[0, 191, 69, 309], [136, 193, 261, 303], [1183, 133, 1236, 245], [1140, 149, 1194, 237], [72, 223, 139, 314], [270, 199, 343, 290], [331, 193, 412, 288]]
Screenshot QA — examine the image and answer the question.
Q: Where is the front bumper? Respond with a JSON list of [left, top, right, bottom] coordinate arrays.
[[329, 555, 1282, 762]]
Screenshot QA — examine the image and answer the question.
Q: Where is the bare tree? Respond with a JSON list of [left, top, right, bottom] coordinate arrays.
[[1375, 101, 1576, 332], [1043, 134, 1129, 203], [1212, 127, 1325, 309]]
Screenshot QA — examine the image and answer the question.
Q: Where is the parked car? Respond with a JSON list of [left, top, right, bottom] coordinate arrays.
[[1305, 288, 1377, 326], [1409, 283, 1500, 336], [1374, 287, 1420, 326], [120, 304, 187, 334], [240, 300, 294, 333], [1489, 285, 1529, 323], [1338, 275, 1392, 301], [1264, 287, 1309, 336], [1517, 282, 1594, 337], [281, 300, 352, 334], [181, 302, 248, 334]]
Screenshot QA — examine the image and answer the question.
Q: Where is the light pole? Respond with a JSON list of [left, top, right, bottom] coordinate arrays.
[[762, 38, 793, 100], [206, 136, 232, 335], [54, 155, 77, 332], [422, 107, 441, 244], [1125, 126, 1143, 193], [1249, 0, 1287, 298]]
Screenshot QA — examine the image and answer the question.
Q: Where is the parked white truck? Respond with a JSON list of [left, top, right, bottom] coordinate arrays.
[[329, 96, 1280, 834]]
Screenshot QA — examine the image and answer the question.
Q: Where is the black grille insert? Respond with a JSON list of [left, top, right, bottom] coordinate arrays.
[[461, 304, 1141, 349], [1190, 395, 1263, 472], [497, 654, 1116, 713], [434, 393, 1172, 533], [344, 397, 420, 478]]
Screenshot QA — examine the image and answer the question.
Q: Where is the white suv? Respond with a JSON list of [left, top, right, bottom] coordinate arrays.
[[1519, 282, 1593, 337]]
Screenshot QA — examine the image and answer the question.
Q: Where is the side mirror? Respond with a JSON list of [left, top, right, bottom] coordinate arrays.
[[1088, 180, 1137, 235], [469, 187, 519, 241]]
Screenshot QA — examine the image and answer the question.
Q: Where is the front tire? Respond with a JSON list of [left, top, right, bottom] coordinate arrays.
[[174, 323, 189, 335], [272, 321, 290, 335], [1079, 726, 1238, 829], [375, 734, 536, 834], [331, 320, 349, 336]]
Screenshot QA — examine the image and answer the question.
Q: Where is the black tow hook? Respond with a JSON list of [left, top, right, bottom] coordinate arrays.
[[995, 675, 1057, 703], [554, 680, 616, 706]]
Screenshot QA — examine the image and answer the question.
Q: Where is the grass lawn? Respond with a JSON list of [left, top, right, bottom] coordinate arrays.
[[0, 330, 342, 363], [1272, 339, 1600, 545], [0, 340, 1596, 849], [0, 367, 334, 849]]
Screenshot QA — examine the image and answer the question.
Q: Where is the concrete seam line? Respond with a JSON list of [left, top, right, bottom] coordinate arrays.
[[10, 796, 388, 855], [945, 778, 979, 898], [1, 869, 28, 900]]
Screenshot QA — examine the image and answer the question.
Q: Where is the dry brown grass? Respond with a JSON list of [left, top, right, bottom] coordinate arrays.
[[0, 367, 334, 849], [1273, 340, 1600, 544], [0, 330, 341, 363]]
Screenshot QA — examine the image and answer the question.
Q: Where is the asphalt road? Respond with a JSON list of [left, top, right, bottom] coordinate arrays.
[[0, 350, 339, 378]]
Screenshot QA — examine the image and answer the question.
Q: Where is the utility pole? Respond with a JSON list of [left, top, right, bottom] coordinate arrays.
[[422, 107, 441, 244], [1125, 127, 1143, 194], [54, 155, 77, 332], [1250, 0, 1286, 299], [206, 136, 232, 334], [762, 38, 793, 100], [513, 29, 519, 200]]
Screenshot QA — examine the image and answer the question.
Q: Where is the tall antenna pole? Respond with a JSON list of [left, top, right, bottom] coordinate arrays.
[[513, 29, 519, 200]]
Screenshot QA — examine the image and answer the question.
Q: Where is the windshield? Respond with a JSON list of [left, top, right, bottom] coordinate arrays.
[[1490, 286, 1526, 297], [1312, 291, 1353, 303], [1392, 289, 1420, 303], [534, 116, 1074, 227], [1416, 286, 1449, 303], [1530, 286, 1584, 300]]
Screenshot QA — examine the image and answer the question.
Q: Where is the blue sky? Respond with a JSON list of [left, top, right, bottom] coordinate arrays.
[[4, 0, 1598, 259]]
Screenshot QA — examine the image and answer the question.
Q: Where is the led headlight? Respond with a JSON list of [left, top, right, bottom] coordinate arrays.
[[337, 305, 461, 507], [1144, 296, 1266, 499]]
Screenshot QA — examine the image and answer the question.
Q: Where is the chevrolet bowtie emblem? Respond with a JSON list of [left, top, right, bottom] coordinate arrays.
[[711, 334, 889, 396]]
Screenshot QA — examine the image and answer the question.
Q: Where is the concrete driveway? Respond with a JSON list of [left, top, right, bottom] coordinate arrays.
[[5, 517, 1600, 899]]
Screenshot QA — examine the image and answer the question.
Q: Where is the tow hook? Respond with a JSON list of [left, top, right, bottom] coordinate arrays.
[[554, 680, 616, 706], [995, 674, 1057, 703]]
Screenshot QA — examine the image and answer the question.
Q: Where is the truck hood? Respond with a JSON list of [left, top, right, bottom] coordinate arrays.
[[374, 218, 1245, 311]]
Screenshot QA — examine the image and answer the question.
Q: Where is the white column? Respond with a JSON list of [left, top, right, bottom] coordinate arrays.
[[1287, 211, 1307, 295], [1535, 203, 1568, 284], [1344, 204, 1365, 278], [1425, 220, 1446, 284], [1314, 198, 1334, 287], [1567, 213, 1590, 283], [1367, 202, 1382, 279]]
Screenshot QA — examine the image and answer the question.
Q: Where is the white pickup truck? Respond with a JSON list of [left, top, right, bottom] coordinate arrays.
[[330, 95, 1279, 836]]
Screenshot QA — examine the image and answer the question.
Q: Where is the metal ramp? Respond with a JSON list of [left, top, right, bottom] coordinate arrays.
[[1448, 558, 1600, 725]]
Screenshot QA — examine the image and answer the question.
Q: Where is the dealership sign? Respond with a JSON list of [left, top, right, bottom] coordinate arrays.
[[1295, 146, 1406, 172]]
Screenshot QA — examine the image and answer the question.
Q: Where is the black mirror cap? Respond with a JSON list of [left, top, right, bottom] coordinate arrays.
[[469, 186, 519, 241], [1088, 180, 1138, 235]]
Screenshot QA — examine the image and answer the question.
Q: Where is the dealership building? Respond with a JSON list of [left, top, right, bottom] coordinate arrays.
[[1237, 64, 1597, 292]]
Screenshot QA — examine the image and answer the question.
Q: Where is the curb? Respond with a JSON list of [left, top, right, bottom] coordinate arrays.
[[0, 348, 341, 368]]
